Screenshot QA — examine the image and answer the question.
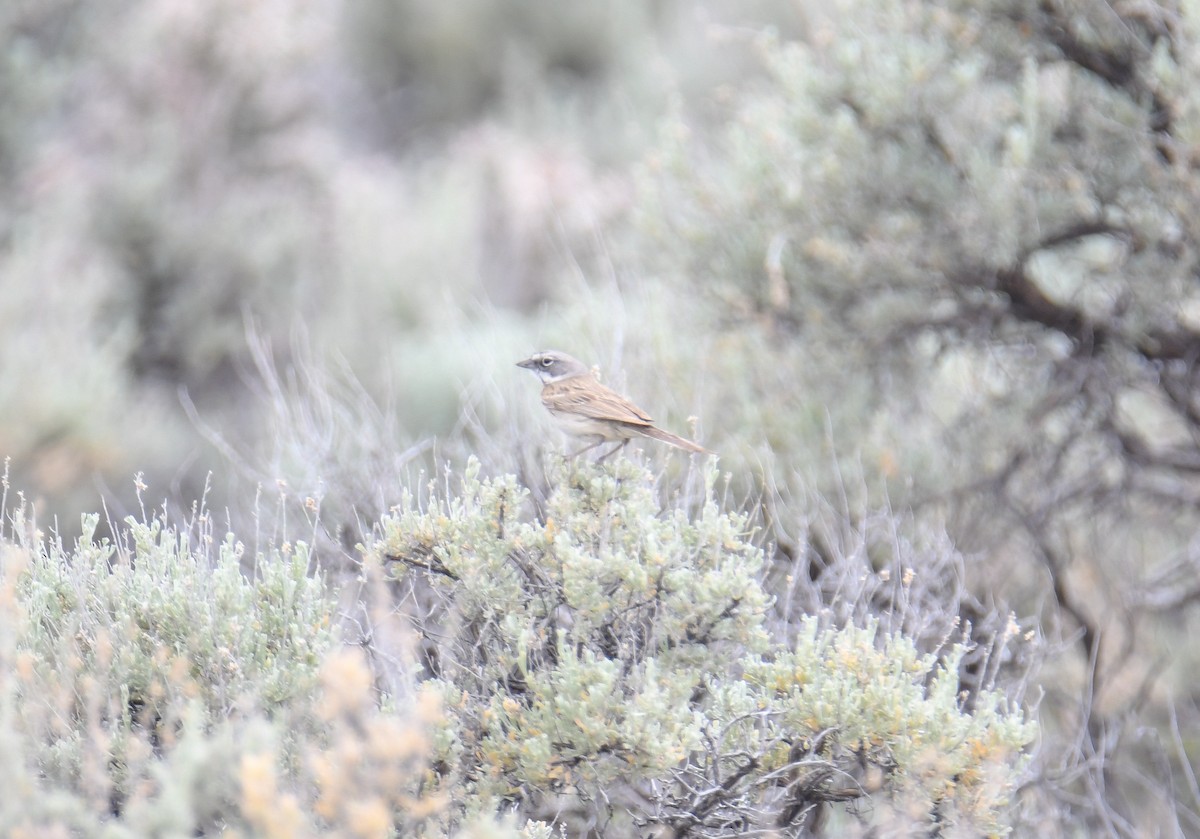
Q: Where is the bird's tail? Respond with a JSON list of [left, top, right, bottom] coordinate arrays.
[[640, 425, 713, 455]]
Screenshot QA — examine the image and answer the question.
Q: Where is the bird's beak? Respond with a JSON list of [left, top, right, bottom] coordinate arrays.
[[516, 357, 537, 370]]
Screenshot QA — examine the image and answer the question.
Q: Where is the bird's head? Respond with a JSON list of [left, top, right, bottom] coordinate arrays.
[[516, 350, 590, 384]]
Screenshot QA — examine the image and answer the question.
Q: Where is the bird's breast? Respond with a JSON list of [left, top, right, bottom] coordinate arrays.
[[544, 408, 629, 441]]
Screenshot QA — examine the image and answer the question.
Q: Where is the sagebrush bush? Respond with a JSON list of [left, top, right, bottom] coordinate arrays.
[[0, 450, 1035, 837], [0, 493, 542, 838], [372, 457, 1035, 835], [0, 499, 328, 832]]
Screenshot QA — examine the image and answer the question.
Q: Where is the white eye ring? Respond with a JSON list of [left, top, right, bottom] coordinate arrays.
[[541, 357, 554, 367]]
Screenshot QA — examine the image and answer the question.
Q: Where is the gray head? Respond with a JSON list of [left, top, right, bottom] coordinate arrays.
[[516, 350, 590, 384]]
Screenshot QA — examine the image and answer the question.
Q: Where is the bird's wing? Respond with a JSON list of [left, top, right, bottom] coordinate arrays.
[[542, 375, 655, 426]]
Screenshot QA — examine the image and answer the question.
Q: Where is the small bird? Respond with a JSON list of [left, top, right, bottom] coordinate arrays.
[[517, 350, 712, 460]]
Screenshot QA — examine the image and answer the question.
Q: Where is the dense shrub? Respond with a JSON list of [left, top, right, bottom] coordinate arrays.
[[0, 460, 1035, 836], [373, 458, 1034, 835], [0, 495, 475, 837]]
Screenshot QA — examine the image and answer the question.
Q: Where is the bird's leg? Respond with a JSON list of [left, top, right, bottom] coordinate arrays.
[[596, 439, 629, 463], [567, 437, 607, 459]]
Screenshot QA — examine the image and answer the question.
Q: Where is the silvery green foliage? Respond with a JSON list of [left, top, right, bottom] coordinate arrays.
[[1, 504, 491, 837], [8, 508, 335, 815], [20, 512, 332, 714], [376, 459, 1034, 836]]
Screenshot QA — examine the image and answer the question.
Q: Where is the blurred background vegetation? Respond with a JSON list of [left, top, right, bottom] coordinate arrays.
[[3, 0, 1200, 835]]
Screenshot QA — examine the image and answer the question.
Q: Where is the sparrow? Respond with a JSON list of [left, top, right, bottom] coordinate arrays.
[[517, 350, 712, 460]]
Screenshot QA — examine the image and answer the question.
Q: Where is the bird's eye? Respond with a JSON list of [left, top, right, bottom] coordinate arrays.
[[540, 357, 554, 367]]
